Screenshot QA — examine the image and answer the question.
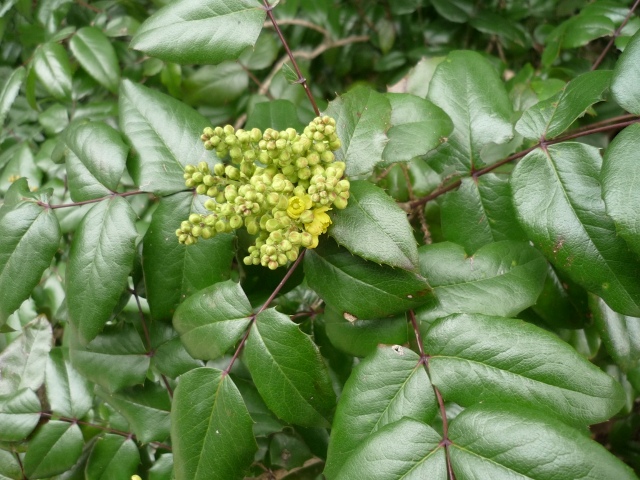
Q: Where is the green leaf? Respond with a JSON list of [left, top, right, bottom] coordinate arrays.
[[149, 321, 203, 379], [0, 143, 41, 195], [173, 280, 252, 361], [69, 26, 120, 93], [69, 323, 150, 392], [0, 66, 25, 126], [448, 404, 637, 479], [183, 62, 248, 107], [470, 12, 528, 47], [245, 99, 305, 132], [324, 85, 391, 177], [234, 377, 284, 437], [512, 142, 640, 316], [431, 0, 474, 23], [0, 389, 41, 442], [329, 180, 419, 271], [591, 294, 640, 372], [601, 123, 640, 257], [0, 193, 61, 324], [0, 449, 21, 480], [562, 14, 615, 48], [45, 347, 92, 418], [130, 0, 267, 65], [304, 239, 432, 319], [381, 93, 452, 165], [143, 192, 235, 321], [426, 50, 513, 175], [324, 346, 437, 478], [148, 454, 174, 480], [64, 121, 129, 201], [418, 241, 547, 319], [67, 197, 137, 345], [23, 421, 83, 479], [119, 79, 220, 195], [425, 313, 626, 426], [85, 435, 140, 480], [97, 381, 170, 443], [31, 42, 72, 101], [244, 309, 336, 427], [516, 70, 611, 140], [0, 316, 52, 395], [532, 265, 586, 329], [239, 33, 279, 70], [612, 29, 640, 114], [171, 368, 256, 480], [440, 174, 527, 253], [333, 418, 445, 480]]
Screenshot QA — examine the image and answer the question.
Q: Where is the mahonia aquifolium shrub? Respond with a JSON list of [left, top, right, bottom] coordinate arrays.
[[176, 115, 350, 269]]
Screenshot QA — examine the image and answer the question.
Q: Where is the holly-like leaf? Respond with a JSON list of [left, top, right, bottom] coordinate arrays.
[[329, 180, 419, 271], [45, 347, 93, 419], [23, 421, 83, 479], [601, 123, 640, 257], [612, 29, 640, 114], [512, 142, 640, 316], [173, 280, 252, 361], [0, 185, 61, 324], [0, 449, 21, 479], [562, 13, 615, 48], [381, 93, 452, 164], [85, 435, 140, 480], [0, 66, 25, 126], [418, 241, 547, 319], [425, 313, 626, 427], [324, 85, 391, 177], [245, 99, 305, 132], [119, 79, 219, 195], [130, 0, 266, 65], [426, 50, 513, 175], [244, 309, 336, 428], [67, 197, 137, 345], [69, 26, 120, 93], [304, 239, 432, 320], [516, 70, 612, 140], [440, 174, 527, 253], [324, 346, 437, 478], [143, 192, 235, 321], [0, 389, 41, 442], [448, 404, 637, 479], [149, 321, 203, 379], [64, 120, 129, 201], [0, 316, 52, 396], [31, 42, 72, 101], [171, 368, 256, 480]]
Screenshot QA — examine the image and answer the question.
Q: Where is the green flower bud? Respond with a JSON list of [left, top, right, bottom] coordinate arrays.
[[206, 187, 217, 197], [313, 142, 327, 153], [191, 225, 202, 237], [203, 175, 215, 186], [329, 139, 342, 150], [198, 161, 209, 173], [299, 210, 314, 224], [184, 235, 196, 246], [298, 167, 311, 180], [203, 127, 215, 137], [223, 125, 235, 135], [203, 141, 213, 150], [266, 218, 280, 232], [300, 232, 314, 247], [289, 231, 302, 245], [215, 220, 227, 232], [204, 215, 217, 226], [189, 214, 202, 224], [277, 253, 288, 266], [243, 256, 253, 266], [192, 172, 204, 183], [286, 249, 298, 262], [201, 227, 213, 239], [179, 234, 188, 243], [268, 260, 278, 270], [280, 239, 292, 251], [230, 215, 243, 229], [185, 165, 196, 174], [229, 146, 242, 160], [196, 184, 207, 195], [307, 152, 320, 165], [214, 163, 225, 176], [225, 165, 240, 180], [247, 220, 259, 235], [321, 151, 335, 163], [250, 128, 262, 142], [324, 125, 335, 135]]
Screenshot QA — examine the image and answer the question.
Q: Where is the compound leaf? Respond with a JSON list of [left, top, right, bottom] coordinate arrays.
[[69, 26, 120, 93], [86, 435, 140, 480], [23, 421, 83, 479]]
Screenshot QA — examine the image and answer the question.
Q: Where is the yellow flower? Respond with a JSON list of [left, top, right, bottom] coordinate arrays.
[[287, 195, 312, 219], [305, 206, 332, 237]]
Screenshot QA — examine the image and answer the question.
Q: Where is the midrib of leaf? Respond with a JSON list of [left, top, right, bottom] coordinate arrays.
[[29, 424, 73, 473], [450, 444, 534, 480], [399, 443, 445, 479], [431, 255, 539, 289], [17, 325, 50, 390], [193, 374, 225, 480]]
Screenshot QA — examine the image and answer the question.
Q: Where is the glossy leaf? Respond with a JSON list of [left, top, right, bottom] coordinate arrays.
[[130, 0, 266, 65], [183, 62, 247, 106], [244, 309, 336, 427], [333, 418, 445, 480], [532, 265, 586, 329], [69, 26, 120, 93], [69, 323, 149, 392], [381, 93, 452, 164], [324, 85, 391, 177], [418, 241, 547, 318], [67, 197, 137, 345], [143, 192, 235, 321], [304, 240, 432, 319], [591, 294, 640, 372], [0, 316, 52, 396], [31, 42, 72, 101], [86, 435, 140, 480], [440, 174, 527, 253], [64, 120, 129, 201], [171, 367, 256, 480], [601, 123, 640, 257], [426, 50, 513, 175], [329, 180, 419, 271], [449, 404, 637, 479], [516, 70, 611, 140], [512, 142, 640, 316], [149, 321, 203, 379], [0, 66, 25, 126], [119, 80, 219, 195], [425, 313, 626, 426], [324, 346, 437, 478], [562, 14, 615, 48], [0, 389, 40, 442], [0, 186, 61, 324], [612, 29, 640, 114], [245, 99, 304, 132], [23, 421, 83, 478], [173, 280, 252, 361], [45, 347, 92, 418], [431, 0, 473, 23], [0, 449, 21, 479]]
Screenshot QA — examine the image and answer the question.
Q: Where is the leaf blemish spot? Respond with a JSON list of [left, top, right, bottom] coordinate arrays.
[[391, 345, 404, 355], [344, 312, 358, 323]]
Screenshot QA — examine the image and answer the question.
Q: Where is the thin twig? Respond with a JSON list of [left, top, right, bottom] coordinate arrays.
[[263, 18, 329, 37], [591, 0, 640, 70]]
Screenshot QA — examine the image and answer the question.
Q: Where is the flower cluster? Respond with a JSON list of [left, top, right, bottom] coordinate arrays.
[[176, 116, 350, 269]]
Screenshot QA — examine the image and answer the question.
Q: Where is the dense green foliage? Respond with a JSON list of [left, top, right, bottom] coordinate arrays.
[[1, 0, 640, 478]]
